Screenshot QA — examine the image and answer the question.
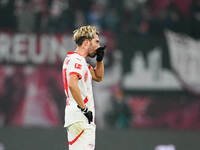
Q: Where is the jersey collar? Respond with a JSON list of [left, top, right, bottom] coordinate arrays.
[[67, 51, 85, 60], [67, 52, 78, 55]]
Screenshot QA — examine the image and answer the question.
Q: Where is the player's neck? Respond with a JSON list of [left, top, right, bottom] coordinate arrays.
[[75, 47, 87, 58]]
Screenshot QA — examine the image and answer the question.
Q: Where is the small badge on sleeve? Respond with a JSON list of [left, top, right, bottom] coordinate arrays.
[[74, 63, 82, 69]]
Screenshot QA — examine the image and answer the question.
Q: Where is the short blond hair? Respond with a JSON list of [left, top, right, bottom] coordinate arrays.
[[73, 25, 99, 46]]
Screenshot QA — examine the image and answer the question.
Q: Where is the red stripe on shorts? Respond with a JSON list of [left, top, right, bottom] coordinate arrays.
[[68, 130, 85, 145]]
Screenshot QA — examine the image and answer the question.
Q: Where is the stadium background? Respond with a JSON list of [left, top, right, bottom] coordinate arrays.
[[0, 0, 200, 150]]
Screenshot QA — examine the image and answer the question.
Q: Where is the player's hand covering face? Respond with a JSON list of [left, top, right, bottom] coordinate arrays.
[[96, 45, 106, 61]]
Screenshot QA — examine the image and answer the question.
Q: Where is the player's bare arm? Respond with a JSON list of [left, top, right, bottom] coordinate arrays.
[[69, 74, 85, 109], [89, 61, 104, 82]]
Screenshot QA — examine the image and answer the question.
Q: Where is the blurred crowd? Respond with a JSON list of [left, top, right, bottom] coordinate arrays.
[[0, 0, 199, 36], [1, 0, 200, 73], [1, 0, 200, 129], [1, 0, 200, 71]]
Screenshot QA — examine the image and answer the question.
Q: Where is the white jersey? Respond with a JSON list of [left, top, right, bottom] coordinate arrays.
[[62, 52, 95, 127]]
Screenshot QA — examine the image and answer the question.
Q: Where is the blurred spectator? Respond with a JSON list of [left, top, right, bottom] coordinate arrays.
[[0, 75, 15, 125], [105, 84, 131, 129], [15, 0, 35, 32], [190, 0, 200, 38], [47, 75, 65, 124], [32, 0, 49, 32], [68, 0, 93, 14], [46, 0, 74, 33], [102, 7, 119, 32], [0, 67, 25, 126], [117, 6, 135, 74], [86, 2, 105, 30], [0, 0, 16, 31], [74, 10, 87, 28], [107, 0, 124, 13]]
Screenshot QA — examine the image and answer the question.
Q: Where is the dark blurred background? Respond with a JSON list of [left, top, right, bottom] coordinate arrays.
[[0, 0, 200, 150]]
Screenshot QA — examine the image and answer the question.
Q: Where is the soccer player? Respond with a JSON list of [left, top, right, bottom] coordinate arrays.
[[62, 25, 105, 150]]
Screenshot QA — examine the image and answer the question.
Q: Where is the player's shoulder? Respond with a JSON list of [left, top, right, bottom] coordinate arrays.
[[68, 52, 85, 63]]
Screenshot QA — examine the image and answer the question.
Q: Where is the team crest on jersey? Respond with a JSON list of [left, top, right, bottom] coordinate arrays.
[[74, 63, 82, 69], [84, 71, 88, 82]]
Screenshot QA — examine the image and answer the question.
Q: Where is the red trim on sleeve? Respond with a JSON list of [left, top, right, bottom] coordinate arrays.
[[83, 97, 88, 104], [63, 68, 69, 97], [62, 68, 70, 105], [70, 72, 82, 79], [88, 65, 92, 70], [68, 130, 85, 145]]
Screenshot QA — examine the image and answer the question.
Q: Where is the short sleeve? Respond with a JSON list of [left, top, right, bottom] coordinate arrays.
[[68, 57, 84, 79]]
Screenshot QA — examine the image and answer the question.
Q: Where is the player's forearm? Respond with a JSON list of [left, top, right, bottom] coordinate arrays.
[[69, 78, 85, 109], [94, 61, 104, 81]]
